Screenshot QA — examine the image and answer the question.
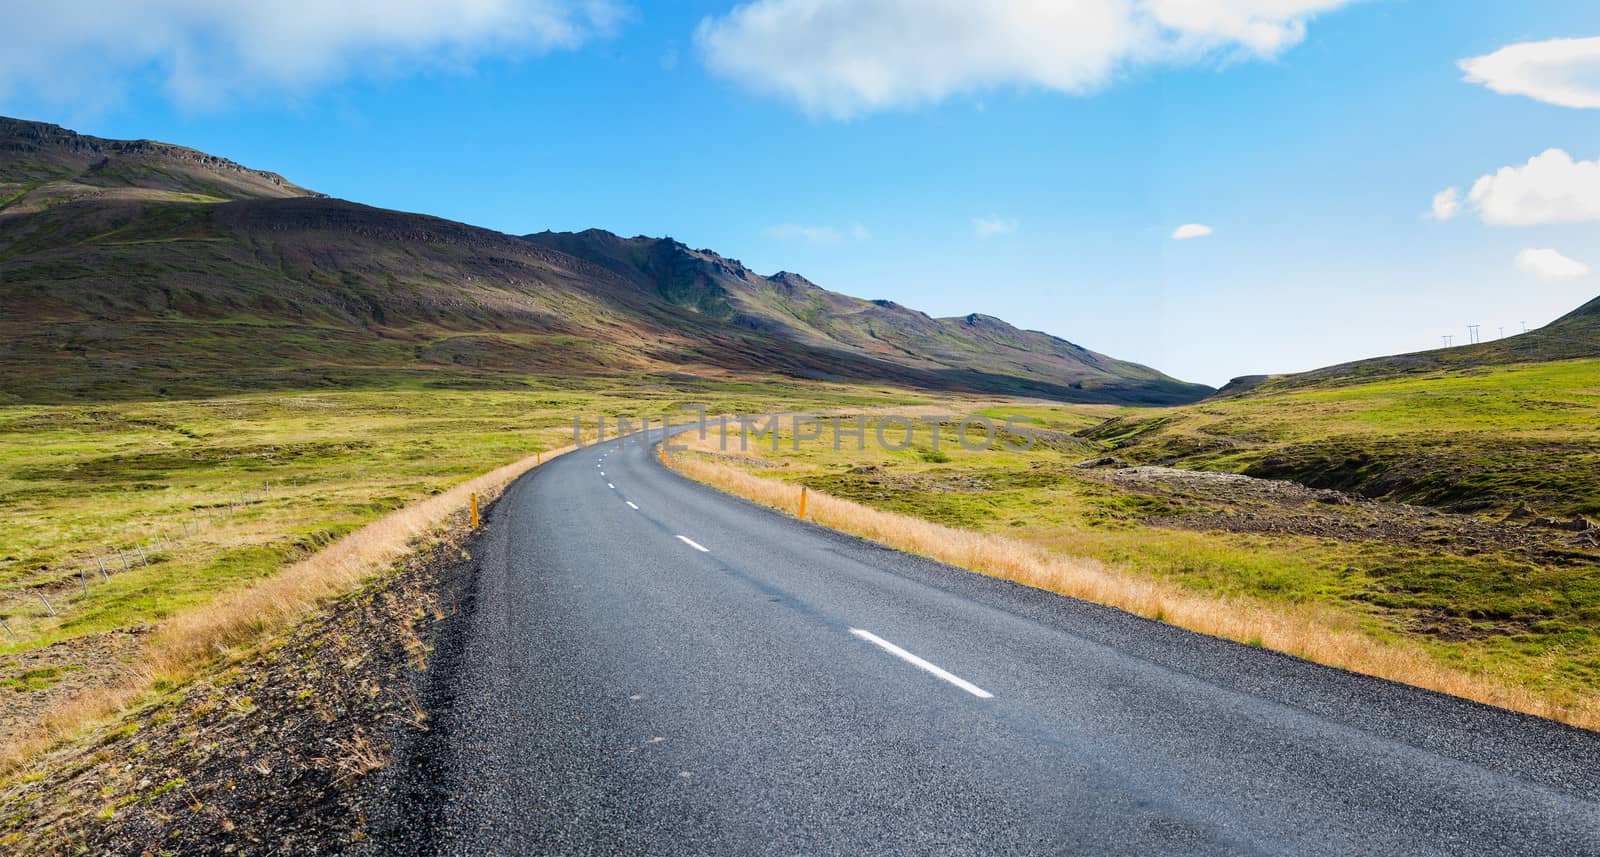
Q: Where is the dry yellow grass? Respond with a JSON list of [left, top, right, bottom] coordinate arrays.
[[1, 444, 575, 773], [669, 453, 1600, 730]]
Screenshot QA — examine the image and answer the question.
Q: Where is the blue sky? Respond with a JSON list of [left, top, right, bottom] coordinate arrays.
[[5, 1, 1600, 386]]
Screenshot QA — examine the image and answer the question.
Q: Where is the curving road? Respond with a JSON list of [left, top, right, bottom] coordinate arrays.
[[374, 431, 1600, 856]]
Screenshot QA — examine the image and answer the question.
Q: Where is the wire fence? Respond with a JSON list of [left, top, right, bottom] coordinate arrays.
[[0, 478, 283, 642]]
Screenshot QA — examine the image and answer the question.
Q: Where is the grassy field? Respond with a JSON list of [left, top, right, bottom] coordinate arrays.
[[1085, 359, 1600, 519], [4, 355, 1597, 753], [0, 377, 926, 650], [674, 363, 1600, 721]]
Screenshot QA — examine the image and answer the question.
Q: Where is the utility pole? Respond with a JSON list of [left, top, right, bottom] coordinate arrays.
[[1442, 335, 1453, 348], [1499, 326, 1505, 340], [1522, 321, 1528, 334], [1468, 324, 1480, 344]]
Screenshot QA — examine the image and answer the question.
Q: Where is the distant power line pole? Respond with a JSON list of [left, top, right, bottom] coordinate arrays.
[[1467, 324, 1481, 344], [1499, 326, 1505, 340], [1521, 321, 1528, 334], [1442, 335, 1453, 347]]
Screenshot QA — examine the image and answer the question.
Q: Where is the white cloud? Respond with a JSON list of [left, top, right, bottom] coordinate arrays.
[[1429, 187, 1461, 221], [766, 222, 871, 243], [1460, 37, 1600, 110], [1144, 0, 1356, 55], [1465, 149, 1600, 226], [695, 0, 1362, 118], [0, 1, 624, 108], [973, 216, 1019, 238], [1172, 223, 1214, 239], [1517, 248, 1591, 280]]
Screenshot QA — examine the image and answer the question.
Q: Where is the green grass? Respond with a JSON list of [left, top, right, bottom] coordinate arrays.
[[0, 378, 927, 652], [1, 665, 83, 692], [1085, 359, 1600, 518], [688, 391, 1600, 704]]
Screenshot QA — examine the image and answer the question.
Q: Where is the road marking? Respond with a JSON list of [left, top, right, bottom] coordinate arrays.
[[600, 471, 605, 476], [608, 483, 616, 489], [626, 501, 639, 510], [675, 535, 710, 552], [848, 628, 994, 699]]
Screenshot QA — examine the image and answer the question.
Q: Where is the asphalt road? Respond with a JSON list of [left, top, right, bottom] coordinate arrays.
[[375, 431, 1600, 856]]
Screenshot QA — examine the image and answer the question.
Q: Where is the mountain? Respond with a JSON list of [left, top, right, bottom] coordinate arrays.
[[0, 116, 1211, 405], [525, 230, 1212, 404], [0, 117, 313, 214], [1218, 295, 1600, 397]]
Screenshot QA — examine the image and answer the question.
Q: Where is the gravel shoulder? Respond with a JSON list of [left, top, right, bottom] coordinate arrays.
[[0, 512, 480, 855]]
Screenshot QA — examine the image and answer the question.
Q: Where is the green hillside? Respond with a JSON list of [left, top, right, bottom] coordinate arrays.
[[0, 117, 1212, 406], [1222, 295, 1600, 396], [1082, 347, 1600, 521], [526, 229, 1215, 405]]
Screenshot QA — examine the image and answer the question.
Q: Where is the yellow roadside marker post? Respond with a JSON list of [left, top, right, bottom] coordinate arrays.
[[470, 492, 480, 529], [799, 486, 808, 520]]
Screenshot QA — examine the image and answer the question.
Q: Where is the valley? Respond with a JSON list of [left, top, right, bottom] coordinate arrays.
[[1, 114, 1597, 854]]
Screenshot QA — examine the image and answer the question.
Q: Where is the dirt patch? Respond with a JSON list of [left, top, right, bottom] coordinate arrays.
[[1087, 466, 1600, 564], [1395, 608, 1533, 643], [0, 514, 477, 855], [0, 630, 147, 753], [691, 449, 785, 469], [836, 464, 994, 493]]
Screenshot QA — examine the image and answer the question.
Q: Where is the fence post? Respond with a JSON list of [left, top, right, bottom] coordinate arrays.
[[470, 493, 480, 529], [37, 593, 55, 616], [136, 544, 149, 566], [117, 548, 129, 572], [96, 556, 110, 582], [79, 565, 89, 595], [0, 616, 15, 640]]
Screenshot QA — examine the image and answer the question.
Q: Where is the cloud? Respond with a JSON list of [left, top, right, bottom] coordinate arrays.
[[973, 216, 1019, 238], [0, 0, 624, 109], [695, 0, 1361, 118], [1172, 223, 1214, 239], [766, 223, 870, 244], [1460, 37, 1600, 109], [1429, 187, 1461, 221], [1464, 149, 1600, 226], [1517, 248, 1592, 280]]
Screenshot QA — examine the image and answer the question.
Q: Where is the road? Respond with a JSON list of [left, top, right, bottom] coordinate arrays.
[[374, 431, 1600, 856]]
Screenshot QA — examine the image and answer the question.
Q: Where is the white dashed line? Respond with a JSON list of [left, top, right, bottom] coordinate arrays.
[[675, 535, 709, 552], [626, 501, 639, 510], [608, 483, 615, 489], [848, 628, 994, 699]]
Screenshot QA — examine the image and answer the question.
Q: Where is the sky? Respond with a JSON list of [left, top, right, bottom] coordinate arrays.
[[4, 1, 1600, 387]]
